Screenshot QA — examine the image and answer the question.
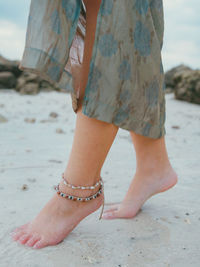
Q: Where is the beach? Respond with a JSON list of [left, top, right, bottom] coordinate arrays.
[[0, 89, 200, 267]]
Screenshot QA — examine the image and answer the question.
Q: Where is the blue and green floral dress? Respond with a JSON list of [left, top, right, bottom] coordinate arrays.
[[19, 0, 166, 139]]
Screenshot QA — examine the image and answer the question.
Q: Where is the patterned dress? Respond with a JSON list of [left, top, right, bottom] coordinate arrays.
[[19, 0, 166, 139]]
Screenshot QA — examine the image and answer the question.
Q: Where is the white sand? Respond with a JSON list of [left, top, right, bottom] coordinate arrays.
[[0, 89, 200, 267]]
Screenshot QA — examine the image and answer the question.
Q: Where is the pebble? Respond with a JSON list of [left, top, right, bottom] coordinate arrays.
[[172, 125, 180, 129], [24, 118, 36, 123], [48, 159, 62, 164], [0, 114, 8, 123], [49, 112, 58, 118], [184, 218, 191, 224], [56, 128, 65, 134], [21, 184, 28, 190]]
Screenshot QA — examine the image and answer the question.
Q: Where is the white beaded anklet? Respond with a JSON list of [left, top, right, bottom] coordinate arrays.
[[61, 173, 103, 190]]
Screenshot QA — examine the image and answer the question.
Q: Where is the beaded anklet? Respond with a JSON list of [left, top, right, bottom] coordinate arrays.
[[54, 174, 105, 220], [54, 183, 103, 202], [61, 173, 103, 190]]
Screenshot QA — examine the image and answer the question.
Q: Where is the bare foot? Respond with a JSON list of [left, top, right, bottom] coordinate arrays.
[[102, 166, 178, 219], [11, 185, 104, 249]]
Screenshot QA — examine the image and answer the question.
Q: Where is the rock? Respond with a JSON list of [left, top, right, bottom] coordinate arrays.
[[165, 64, 192, 93], [15, 77, 26, 91], [164, 64, 200, 104], [171, 125, 180, 129], [0, 54, 62, 93], [16, 71, 60, 94], [24, 118, 36, 123], [49, 112, 58, 118], [56, 128, 65, 134], [0, 54, 22, 78], [21, 184, 28, 190], [0, 71, 16, 88], [39, 80, 55, 91], [16, 71, 41, 94], [0, 54, 69, 93], [174, 70, 200, 104], [0, 114, 8, 123], [20, 71, 40, 83], [19, 82, 39, 95]]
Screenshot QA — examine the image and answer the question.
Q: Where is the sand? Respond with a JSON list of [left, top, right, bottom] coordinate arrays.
[[0, 89, 199, 267]]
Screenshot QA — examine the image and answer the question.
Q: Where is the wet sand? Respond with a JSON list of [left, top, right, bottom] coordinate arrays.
[[0, 89, 200, 267]]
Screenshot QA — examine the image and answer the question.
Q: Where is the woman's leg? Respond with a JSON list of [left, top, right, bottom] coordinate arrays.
[[11, 0, 119, 249], [102, 133, 178, 219]]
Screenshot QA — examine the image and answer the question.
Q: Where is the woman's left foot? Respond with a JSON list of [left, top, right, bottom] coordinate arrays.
[[102, 166, 178, 219], [10, 185, 104, 249]]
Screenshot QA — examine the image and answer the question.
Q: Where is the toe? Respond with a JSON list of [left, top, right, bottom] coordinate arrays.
[[26, 236, 40, 247], [103, 205, 119, 213], [102, 210, 120, 220], [33, 239, 48, 249], [11, 223, 29, 234], [18, 234, 31, 244], [11, 230, 25, 241]]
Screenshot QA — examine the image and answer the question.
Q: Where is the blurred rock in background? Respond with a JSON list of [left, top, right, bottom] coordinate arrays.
[[165, 64, 200, 104], [0, 55, 62, 94]]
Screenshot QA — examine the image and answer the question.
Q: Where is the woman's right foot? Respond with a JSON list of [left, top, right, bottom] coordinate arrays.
[[11, 183, 104, 249], [102, 166, 178, 219]]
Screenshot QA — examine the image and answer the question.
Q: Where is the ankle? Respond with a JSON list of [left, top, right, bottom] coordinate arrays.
[[54, 172, 104, 201], [63, 171, 101, 188], [136, 161, 175, 178]]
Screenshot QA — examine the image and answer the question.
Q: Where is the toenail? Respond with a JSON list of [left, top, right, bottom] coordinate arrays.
[[102, 213, 112, 218]]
